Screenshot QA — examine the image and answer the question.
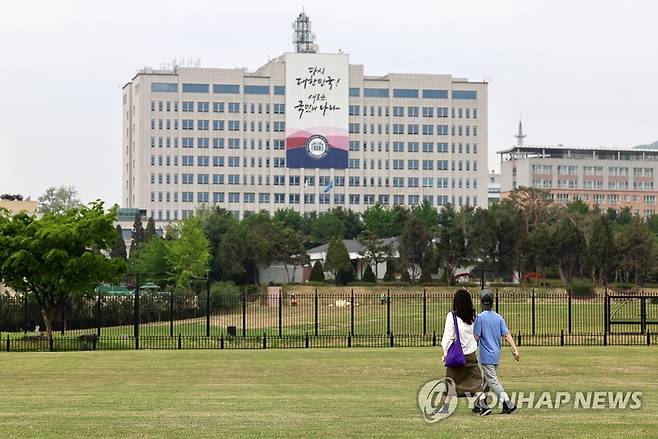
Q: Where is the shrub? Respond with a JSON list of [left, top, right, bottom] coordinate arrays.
[[309, 261, 326, 282], [210, 281, 242, 310], [361, 265, 376, 283], [570, 281, 594, 297], [383, 261, 396, 281]]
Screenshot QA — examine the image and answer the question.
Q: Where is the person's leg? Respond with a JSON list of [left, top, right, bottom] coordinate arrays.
[[481, 365, 510, 402]]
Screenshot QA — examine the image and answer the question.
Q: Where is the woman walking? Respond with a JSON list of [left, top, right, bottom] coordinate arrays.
[[438, 288, 488, 415]]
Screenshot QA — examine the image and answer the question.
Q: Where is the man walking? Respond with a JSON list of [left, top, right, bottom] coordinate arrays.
[[473, 289, 520, 415]]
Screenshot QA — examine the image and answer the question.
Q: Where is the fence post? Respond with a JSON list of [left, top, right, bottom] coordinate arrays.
[[220, 333, 224, 349], [263, 332, 267, 349], [517, 331, 522, 347], [23, 293, 28, 333], [96, 290, 102, 338], [305, 332, 309, 348], [532, 288, 535, 335], [178, 333, 182, 350], [495, 288, 499, 313], [134, 275, 140, 350], [348, 332, 351, 348], [567, 288, 571, 335], [386, 290, 391, 335], [205, 277, 211, 338], [560, 329, 564, 346], [647, 330, 651, 347], [422, 289, 427, 336], [169, 291, 174, 338], [432, 331, 436, 347], [314, 289, 319, 337], [604, 287, 609, 336], [6, 335, 10, 352], [640, 294, 647, 335], [390, 333, 394, 347], [278, 289, 283, 338], [49, 333, 53, 352], [350, 289, 355, 336], [242, 291, 246, 338]]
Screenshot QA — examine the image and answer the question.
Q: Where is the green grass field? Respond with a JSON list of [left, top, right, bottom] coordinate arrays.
[[0, 347, 657, 438]]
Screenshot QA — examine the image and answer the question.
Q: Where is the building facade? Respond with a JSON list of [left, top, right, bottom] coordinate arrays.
[[499, 145, 658, 216], [122, 17, 488, 223], [488, 171, 501, 206]]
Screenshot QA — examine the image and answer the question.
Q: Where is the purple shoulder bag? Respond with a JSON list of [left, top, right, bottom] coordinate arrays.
[[444, 311, 466, 367]]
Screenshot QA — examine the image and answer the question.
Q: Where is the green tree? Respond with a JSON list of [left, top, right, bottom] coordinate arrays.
[[324, 238, 353, 285], [361, 265, 376, 283], [129, 212, 145, 257], [509, 186, 553, 231], [144, 217, 157, 241], [37, 185, 81, 214], [0, 202, 125, 339], [130, 236, 170, 287], [435, 205, 467, 283], [466, 208, 498, 276], [583, 215, 616, 286], [357, 232, 392, 279], [309, 260, 326, 282], [410, 200, 438, 232], [398, 216, 431, 281], [618, 217, 656, 285], [271, 228, 309, 283], [491, 200, 527, 280], [109, 225, 127, 260], [166, 216, 211, 289], [310, 211, 347, 244], [553, 218, 586, 285], [362, 204, 407, 238]]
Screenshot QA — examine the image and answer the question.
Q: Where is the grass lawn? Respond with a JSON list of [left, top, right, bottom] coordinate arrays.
[[1, 347, 657, 438]]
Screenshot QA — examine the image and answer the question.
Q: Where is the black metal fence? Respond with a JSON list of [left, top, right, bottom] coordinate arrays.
[[1, 289, 657, 351]]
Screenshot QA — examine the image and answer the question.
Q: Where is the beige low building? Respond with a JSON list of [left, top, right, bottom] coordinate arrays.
[[499, 145, 658, 216], [0, 199, 38, 215]]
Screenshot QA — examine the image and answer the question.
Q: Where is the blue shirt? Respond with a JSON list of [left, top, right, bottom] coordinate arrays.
[[474, 310, 510, 365]]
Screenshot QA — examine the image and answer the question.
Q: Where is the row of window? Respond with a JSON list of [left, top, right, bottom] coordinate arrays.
[[152, 83, 285, 95], [532, 164, 655, 177], [348, 105, 477, 119], [532, 180, 655, 191], [348, 123, 478, 136], [151, 172, 479, 189], [152, 101, 286, 114], [152, 83, 478, 101], [551, 193, 657, 205], [149, 137, 285, 150], [151, 191, 477, 208], [151, 119, 286, 132]]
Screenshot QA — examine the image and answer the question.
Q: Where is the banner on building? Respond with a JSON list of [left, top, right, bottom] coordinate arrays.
[[285, 53, 349, 169]]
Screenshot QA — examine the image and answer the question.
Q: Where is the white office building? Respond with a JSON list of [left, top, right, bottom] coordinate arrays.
[[122, 12, 488, 222]]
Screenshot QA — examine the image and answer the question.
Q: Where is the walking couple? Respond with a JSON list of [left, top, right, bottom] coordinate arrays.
[[438, 288, 520, 416]]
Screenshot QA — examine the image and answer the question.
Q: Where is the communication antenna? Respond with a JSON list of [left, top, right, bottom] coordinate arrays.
[[515, 118, 526, 146], [292, 9, 319, 53]]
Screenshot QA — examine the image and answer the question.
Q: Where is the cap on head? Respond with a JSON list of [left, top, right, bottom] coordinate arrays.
[[480, 288, 494, 308]]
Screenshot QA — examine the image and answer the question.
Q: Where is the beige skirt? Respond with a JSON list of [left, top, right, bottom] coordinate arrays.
[[445, 352, 483, 396]]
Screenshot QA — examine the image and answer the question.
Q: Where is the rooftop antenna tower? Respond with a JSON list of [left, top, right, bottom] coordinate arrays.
[[292, 9, 319, 53], [515, 118, 526, 146]]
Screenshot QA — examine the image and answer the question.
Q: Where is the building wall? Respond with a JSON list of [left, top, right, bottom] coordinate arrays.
[[123, 55, 488, 223], [500, 149, 658, 216]]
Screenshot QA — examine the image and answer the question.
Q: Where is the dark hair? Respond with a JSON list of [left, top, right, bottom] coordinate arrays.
[[452, 288, 476, 325]]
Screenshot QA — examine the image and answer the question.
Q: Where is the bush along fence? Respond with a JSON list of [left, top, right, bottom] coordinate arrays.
[[1, 288, 658, 351]]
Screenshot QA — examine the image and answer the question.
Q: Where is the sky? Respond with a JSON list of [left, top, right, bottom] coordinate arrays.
[[1, 0, 657, 205]]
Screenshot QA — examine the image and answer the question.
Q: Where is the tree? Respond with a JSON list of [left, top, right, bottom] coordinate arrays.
[[0, 194, 24, 201], [129, 212, 145, 257], [466, 208, 498, 276], [362, 204, 407, 238], [144, 217, 157, 241], [509, 186, 553, 230], [361, 265, 376, 283], [310, 212, 347, 245], [130, 236, 170, 287], [166, 216, 211, 289], [109, 225, 127, 260], [357, 232, 392, 279], [584, 215, 616, 286], [617, 217, 656, 285], [271, 228, 309, 283], [398, 216, 431, 281], [324, 238, 353, 285], [309, 260, 326, 282], [435, 205, 468, 283], [37, 185, 81, 214], [0, 202, 126, 339], [491, 200, 527, 280], [553, 217, 586, 285], [411, 200, 439, 233]]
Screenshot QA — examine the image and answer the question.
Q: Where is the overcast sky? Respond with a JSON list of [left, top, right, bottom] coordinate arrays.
[[1, 0, 657, 205]]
